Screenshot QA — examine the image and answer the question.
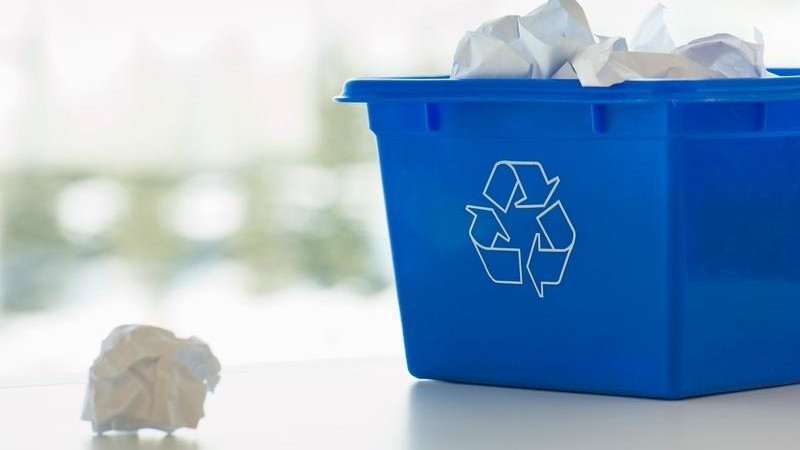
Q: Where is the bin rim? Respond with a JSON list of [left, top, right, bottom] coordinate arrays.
[[336, 68, 800, 104]]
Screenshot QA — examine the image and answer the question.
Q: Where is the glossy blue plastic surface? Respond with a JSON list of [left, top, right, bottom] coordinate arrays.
[[338, 70, 800, 399]]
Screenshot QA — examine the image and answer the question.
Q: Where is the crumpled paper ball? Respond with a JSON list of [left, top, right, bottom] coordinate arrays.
[[81, 325, 221, 433], [452, 0, 772, 86]]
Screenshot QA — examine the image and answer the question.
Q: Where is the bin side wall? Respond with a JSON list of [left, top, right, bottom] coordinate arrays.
[[370, 102, 674, 398], [673, 134, 800, 397]]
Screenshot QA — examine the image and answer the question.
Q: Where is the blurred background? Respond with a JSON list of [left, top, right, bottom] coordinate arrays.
[[0, 0, 798, 382]]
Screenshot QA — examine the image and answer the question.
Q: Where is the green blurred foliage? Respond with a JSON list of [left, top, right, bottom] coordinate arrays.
[[1, 171, 71, 311], [0, 43, 390, 313]]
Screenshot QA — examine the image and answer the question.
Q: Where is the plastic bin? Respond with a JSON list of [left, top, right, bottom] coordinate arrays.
[[337, 69, 800, 399]]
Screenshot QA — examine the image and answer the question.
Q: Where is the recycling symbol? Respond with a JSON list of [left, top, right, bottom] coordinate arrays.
[[466, 161, 576, 298]]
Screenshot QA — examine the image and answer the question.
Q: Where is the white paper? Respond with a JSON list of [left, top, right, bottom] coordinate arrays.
[[673, 32, 769, 78], [552, 61, 578, 79], [516, 0, 595, 78], [572, 36, 725, 87], [596, 35, 630, 52], [451, 0, 594, 79], [451, 0, 772, 87], [631, 3, 675, 53], [451, 16, 534, 78], [477, 14, 521, 42], [81, 325, 221, 433]]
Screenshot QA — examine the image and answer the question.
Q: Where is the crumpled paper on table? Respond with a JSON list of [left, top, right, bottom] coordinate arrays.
[[452, 0, 773, 87], [81, 325, 221, 433]]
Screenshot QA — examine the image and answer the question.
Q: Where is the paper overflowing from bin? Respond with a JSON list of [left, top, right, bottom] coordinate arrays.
[[571, 36, 725, 88], [452, 0, 772, 86], [81, 325, 221, 433], [630, 3, 675, 53]]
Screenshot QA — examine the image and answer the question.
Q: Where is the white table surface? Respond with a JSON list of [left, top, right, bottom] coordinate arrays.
[[3, 356, 800, 449]]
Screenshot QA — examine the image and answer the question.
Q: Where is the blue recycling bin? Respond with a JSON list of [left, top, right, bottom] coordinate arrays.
[[337, 69, 800, 399]]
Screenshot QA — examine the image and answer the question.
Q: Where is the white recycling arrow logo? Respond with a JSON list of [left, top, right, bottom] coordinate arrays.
[[466, 161, 576, 299]]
